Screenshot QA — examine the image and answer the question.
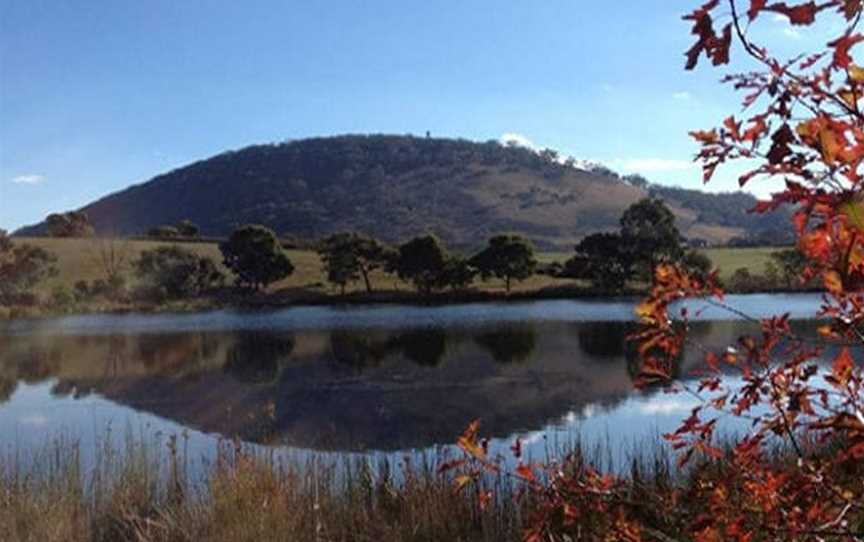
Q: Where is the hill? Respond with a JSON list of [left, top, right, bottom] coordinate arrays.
[[15, 135, 790, 250]]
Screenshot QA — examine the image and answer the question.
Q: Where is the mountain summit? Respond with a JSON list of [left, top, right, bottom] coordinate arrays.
[[16, 135, 786, 249]]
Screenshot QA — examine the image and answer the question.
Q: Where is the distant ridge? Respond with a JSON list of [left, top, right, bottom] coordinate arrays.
[[16, 134, 789, 250]]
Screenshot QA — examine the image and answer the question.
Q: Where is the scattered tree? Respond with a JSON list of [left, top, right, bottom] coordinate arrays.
[[439, 255, 476, 291], [470, 234, 537, 293], [771, 248, 809, 288], [572, 232, 632, 291], [220, 225, 294, 292], [176, 220, 200, 238], [681, 249, 713, 281], [394, 234, 449, 294], [619, 197, 684, 275], [147, 225, 180, 239], [46, 211, 94, 238], [317, 233, 393, 294]]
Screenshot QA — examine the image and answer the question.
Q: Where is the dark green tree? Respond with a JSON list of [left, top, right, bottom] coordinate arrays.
[[0, 230, 58, 305], [176, 220, 200, 237], [573, 232, 632, 291], [470, 234, 537, 293], [220, 225, 294, 292], [681, 250, 713, 282], [147, 225, 180, 239], [317, 233, 393, 294], [438, 255, 476, 291], [619, 198, 684, 275], [133, 245, 223, 300], [395, 235, 449, 294], [771, 249, 809, 287]]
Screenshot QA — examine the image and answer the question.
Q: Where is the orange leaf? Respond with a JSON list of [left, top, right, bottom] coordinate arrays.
[[831, 347, 855, 387], [454, 474, 472, 492], [823, 270, 843, 293], [515, 463, 536, 482]]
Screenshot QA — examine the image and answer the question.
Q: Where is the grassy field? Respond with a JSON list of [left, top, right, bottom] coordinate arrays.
[[9, 238, 794, 317], [19, 237, 571, 298], [702, 246, 786, 281]]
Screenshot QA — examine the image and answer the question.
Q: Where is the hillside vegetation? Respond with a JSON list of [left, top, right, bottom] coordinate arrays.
[[16, 135, 789, 250]]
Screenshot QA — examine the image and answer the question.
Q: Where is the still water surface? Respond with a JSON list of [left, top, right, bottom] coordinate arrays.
[[0, 294, 824, 470]]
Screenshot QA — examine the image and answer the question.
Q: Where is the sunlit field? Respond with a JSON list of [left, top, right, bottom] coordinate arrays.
[[19, 237, 573, 297]]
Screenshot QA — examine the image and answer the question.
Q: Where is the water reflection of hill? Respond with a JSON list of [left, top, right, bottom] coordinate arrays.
[[0, 319, 782, 452]]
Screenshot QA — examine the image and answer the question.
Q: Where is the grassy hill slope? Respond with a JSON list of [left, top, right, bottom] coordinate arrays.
[[15, 135, 790, 250]]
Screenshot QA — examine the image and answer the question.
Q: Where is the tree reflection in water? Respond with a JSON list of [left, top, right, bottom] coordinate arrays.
[[474, 325, 537, 364], [223, 331, 295, 384]]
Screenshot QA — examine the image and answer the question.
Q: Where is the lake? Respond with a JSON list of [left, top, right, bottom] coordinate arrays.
[[0, 293, 825, 471]]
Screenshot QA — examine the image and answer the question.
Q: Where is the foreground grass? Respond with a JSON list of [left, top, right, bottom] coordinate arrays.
[[3, 430, 860, 541], [0, 434, 529, 542]]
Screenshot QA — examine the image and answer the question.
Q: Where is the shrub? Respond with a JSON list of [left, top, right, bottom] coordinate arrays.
[[134, 245, 224, 300], [0, 230, 57, 305]]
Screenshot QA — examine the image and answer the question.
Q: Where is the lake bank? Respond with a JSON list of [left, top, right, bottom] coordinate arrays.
[[3, 236, 808, 320], [0, 280, 825, 321]]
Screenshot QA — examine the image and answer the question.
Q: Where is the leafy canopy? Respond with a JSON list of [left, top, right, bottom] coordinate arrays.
[[470, 234, 537, 292], [317, 232, 393, 293], [220, 225, 294, 292], [395, 235, 449, 294]]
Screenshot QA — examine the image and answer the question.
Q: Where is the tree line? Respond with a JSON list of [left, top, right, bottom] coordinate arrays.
[[220, 224, 539, 295], [4, 198, 806, 312]]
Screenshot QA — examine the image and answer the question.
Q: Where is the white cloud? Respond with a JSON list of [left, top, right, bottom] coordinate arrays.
[[500, 132, 538, 150], [672, 91, 692, 101], [11, 174, 45, 185]]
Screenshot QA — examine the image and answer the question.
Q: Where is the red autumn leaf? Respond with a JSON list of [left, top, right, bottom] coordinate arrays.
[[829, 32, 864, 68], [748, 0, 768, 20], [765, 1, 819, 25], [766, 124, 797, 164], [839, 0, 863, 20]]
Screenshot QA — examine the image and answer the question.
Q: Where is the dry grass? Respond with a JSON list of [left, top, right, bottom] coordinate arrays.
[[2, 428, 856, 541], [0, 433, 525, 542], [17, 237, 572, 299]]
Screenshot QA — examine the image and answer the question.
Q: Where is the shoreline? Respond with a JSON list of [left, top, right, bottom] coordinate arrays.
[[0, 282, 824, 321]]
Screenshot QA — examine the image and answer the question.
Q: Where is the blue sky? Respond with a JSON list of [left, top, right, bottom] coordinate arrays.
[[0, 1, 826, 231]]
